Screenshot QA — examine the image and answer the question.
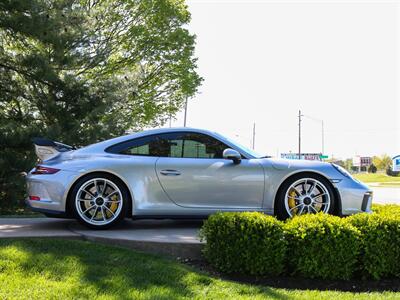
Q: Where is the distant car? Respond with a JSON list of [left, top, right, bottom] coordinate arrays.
[[26, 128, 372, 229]]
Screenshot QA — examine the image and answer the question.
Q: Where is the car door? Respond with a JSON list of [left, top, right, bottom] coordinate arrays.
[[155, 132, 264, 209]]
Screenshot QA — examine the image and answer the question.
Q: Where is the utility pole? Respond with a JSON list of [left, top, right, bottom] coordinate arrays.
[[252, 122, 256, 150], [322, 120, 325, 155], [183, 97, 188, 127], [298, 110, 302, 160]]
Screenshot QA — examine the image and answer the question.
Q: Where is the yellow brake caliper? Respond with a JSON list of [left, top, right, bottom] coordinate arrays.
[[288, 189, 297, 212], [106, 194, 118, 217]]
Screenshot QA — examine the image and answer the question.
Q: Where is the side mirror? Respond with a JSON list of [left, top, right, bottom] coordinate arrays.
[[223, 148, 241, 164]]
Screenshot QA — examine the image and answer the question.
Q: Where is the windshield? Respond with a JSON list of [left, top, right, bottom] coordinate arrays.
[[214, 133, 263, 159]]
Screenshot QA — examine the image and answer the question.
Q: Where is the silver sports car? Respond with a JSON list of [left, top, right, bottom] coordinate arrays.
[[26, 128, 372, 229]]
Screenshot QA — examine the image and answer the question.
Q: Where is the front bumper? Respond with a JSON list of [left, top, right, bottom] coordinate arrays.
[[26, 169, 80, 214], [334, 178, 373, 215]]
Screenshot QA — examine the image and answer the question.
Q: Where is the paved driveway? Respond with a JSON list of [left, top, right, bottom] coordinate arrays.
[[0, 218, 78, 238], [0, 218, 204, 258], [0, 218, 202, 242]]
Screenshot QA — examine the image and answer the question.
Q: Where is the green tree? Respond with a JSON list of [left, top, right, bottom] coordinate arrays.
[[368, 164, 377, 174], [343, 158, 353, 171], [372, 156, 382, 170], [0, 0, 202, 211], [372, 154, 392, 171], [380, 154, 393, 171]]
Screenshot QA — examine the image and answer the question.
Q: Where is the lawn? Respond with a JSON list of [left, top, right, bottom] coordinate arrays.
[[353, 173, 400, 185], [0, 239, 398, 299], [0, 206, 43, 217]]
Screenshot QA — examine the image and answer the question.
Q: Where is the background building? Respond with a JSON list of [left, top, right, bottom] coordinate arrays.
[[393, 155, 400, 172], [352, 156, 372, 172]]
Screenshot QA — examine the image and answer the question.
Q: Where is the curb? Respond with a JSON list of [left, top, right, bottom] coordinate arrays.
[[67, 223, 204, 260], [81, 235, 204, 260]]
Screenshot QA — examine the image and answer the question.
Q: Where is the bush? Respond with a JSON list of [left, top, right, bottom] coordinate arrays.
[[200, 212, 286, 275], [284, 214, 361, 280], [348, 212, 400, 279], [200, 206, 400, 280], [386, 168, 400, 177], [368, 164, 377, 173], [372, 203, 400, 216]]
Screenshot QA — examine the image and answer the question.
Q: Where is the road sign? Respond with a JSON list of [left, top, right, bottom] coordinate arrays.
[[393, 155, 400, 172], [320, 155, 329, 159]]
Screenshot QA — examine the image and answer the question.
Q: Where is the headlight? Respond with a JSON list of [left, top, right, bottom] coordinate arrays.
[[331, 163, 352, 178]]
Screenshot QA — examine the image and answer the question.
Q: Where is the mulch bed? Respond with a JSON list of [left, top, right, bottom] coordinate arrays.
[[178, 257, 400, 292]]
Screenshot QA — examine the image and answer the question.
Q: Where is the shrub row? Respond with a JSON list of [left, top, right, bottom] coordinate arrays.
[[200, 205, 400, 280]]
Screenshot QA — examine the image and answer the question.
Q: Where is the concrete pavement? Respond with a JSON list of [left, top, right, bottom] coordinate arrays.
[[0, 218, 204, 259], [70, 219, 202, 244], [0, 218, 79, 238]]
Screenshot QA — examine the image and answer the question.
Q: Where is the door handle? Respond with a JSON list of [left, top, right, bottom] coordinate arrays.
[[160, 169, 181, 176]]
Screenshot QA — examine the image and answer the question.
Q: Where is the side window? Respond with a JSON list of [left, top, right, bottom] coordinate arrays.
[[164, 132, 229, 159], [124, 144, 149, 156], [106, 132, 230, 159], [106, 135, 170, 157]]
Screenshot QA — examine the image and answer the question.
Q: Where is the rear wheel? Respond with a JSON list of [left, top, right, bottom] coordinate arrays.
[[276, 173, 336, 220], [70, 174, 129, 229]]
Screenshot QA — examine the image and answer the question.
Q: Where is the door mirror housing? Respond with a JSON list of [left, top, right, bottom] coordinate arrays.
[[223, 148, 241, 164]]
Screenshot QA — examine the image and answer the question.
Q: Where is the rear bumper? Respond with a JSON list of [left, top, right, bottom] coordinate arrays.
[[26, 169, 80, 214], [25, 200, 70, 217]]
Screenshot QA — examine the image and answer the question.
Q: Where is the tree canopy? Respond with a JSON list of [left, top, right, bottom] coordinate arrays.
[[372, 155, 392, 171], [0, 0, 202, 211]]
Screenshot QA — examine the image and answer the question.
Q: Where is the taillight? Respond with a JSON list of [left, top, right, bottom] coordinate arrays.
[[29, 196, 41, 201], [32, 166, 60, 175]]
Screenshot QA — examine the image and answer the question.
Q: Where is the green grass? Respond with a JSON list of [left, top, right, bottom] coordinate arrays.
[[353, 173, 400, 185], [0, 206, 42, 217], [0, 239, 399, 299]]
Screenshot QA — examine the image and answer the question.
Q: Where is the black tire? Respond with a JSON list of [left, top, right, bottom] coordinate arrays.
[[69, 173, 129, 229], [275, 173, 336, 220]]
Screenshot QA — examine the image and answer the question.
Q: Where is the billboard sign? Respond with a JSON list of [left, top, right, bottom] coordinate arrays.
[[393, 155, 400, 172], [352, 156, 361, 167], [281, 153, 322, 161]]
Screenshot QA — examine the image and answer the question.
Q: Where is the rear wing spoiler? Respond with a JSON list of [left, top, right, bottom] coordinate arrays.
[[32, 137, 75, 161]]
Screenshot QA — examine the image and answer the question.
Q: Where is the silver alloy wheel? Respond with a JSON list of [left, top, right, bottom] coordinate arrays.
[[284, 177, 331, 217], [75, 178, 123, 226]]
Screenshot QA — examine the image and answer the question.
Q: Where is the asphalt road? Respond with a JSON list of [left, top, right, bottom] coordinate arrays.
[[371, 186, 400, 204]]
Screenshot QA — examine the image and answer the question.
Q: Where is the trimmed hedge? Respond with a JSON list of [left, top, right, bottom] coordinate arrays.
[[371, 203, 400, 216], [284, 214, 360, 280], [348, 212, 400, 279], [200, 205, 400, 280], [199, 212, 286, 275]]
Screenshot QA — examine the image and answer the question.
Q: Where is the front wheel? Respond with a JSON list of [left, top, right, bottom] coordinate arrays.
[[70, 174, 129, 229], [276, 173, 336, 220]]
